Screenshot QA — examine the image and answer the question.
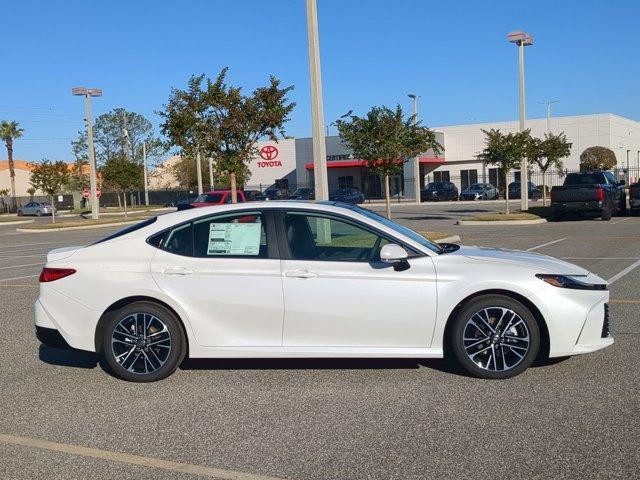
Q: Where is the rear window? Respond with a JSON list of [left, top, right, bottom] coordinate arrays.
[[565, 174, 606, 185], [195, 193, 223, 203], [93, 217, 158, 245]]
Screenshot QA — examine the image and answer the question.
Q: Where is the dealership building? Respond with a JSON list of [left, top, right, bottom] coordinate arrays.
[[149, 112, 640, 198]]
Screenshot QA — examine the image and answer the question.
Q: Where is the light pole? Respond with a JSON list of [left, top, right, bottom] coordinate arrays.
[[540, 100, 559, 133], [508, 30, 533, 211], [408, 94, 421, 203], [72, 87, 102, 219], [142, 141, 149, 206], [306, 0, 329, 200]]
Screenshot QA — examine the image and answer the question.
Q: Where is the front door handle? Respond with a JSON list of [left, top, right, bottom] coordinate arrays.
[[284, 269, 318, 279], [163, 267, 195, 276]]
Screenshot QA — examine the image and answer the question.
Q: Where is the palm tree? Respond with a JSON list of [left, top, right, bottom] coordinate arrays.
[[0, 120, 25, 201]]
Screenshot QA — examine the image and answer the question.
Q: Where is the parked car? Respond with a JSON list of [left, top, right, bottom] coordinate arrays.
[[329, 188, 365, 204], [550, 171, 626, 220], [35, 201, 613, 382], [17, 202, 54, 217], [165, 196, 197, 208], [459, 183, 499, 201], [420, 181, 458, 201], [244, 190, 265, 202], [630, 182, 640, 216], [189, 190, 247, 208], [288, 187, 315, 200], [508, 181, 542, 200], [262, 188, 290, 200]]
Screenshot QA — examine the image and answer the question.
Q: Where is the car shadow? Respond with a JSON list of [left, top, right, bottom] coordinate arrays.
[[180, 357, 463, 375], [38, 344, 98, 369]]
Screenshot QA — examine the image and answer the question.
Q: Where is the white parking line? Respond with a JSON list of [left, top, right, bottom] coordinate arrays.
[[608, 258, 640, 285], [612, 218, 631, 225], [0, 274, 39, 282], [0, 262, 43, 271], [526, 238, 567, 251], [0, 433, 284, 480]]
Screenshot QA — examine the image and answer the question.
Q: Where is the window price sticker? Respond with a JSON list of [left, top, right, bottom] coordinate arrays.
[[208, 223, 261, 256]]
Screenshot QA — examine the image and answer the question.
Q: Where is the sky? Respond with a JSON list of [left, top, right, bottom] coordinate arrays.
[[2, 0, 639, 161]]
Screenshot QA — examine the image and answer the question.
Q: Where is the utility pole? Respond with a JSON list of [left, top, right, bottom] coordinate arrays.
[[408, 94, 421, 203], [306, 0, 328, 200], [142, 141, 149, 206], [508, 31, 534, 211], [72, 87, 102, 219], [540, 100, 559, 133], [195, 150, 203, 194]]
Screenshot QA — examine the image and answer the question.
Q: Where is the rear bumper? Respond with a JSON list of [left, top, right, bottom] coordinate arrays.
[[552, 201, 603, 213], [630, 198, 640, 208]]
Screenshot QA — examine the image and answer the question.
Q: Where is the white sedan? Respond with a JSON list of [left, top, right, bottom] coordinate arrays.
[[35, 201, 613, 382]]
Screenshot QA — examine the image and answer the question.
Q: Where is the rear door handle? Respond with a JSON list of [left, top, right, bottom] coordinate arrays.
[[163, 267, 195, 275], [285, 269, 318, 279]]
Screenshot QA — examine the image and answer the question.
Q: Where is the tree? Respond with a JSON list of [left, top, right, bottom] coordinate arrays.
[[28, 160, 70, 223], [527, 132, 571, 206], [27, 187, 36, 201], [68, 134, 89, 191], [580, 146, 617, 172], [101, 155, 143, 218], [72, 108, 165, 167], [0, 188, 9, 214], [0, 120, 24, 202], [336, 105, 442, 218], [160, 68, 296, 203], [477, 129, 530, 214]]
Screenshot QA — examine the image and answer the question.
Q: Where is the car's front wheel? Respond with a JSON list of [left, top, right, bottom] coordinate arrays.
[[449, 295, 540, 379], [100, 302, 186, 382]]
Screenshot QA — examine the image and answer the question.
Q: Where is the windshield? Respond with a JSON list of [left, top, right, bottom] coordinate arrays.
[[335, 204, 442, 253], [467, 184, 484, 190], [426, 182, 444, 189], [194, 193, 223, 203], [565, 173, 606, 185], [293, 188, 311, 195]]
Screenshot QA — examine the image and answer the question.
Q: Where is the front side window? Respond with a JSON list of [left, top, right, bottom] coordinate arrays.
[[193, 212, 267, 258], [284, 212, 389, 262]]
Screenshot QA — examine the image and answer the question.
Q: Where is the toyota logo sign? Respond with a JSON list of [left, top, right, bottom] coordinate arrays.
[[259, 145, 278, 160], [257, 145, 282, 167]]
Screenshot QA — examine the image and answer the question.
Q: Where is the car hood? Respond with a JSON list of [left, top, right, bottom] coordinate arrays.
[[450, 245, 589, 275]]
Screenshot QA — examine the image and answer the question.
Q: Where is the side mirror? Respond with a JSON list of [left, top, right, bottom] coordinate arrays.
[[618, 180, 626, 186], [380, 244, 409, 270]]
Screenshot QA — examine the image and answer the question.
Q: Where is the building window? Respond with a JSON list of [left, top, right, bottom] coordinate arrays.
[[338, 176, 354, 189], [433, 171, 450, 183], [460, 169, 478, 190], [488, 168, 505, 189]]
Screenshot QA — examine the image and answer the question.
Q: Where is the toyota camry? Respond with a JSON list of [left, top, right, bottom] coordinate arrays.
[[35, 201, 612, 382]]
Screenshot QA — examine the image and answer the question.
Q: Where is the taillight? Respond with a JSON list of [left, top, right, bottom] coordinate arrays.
[[596, 187, 605, 202], [39, 268, 76, 282]]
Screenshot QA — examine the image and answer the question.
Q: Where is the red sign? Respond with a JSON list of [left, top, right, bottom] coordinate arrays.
[[259, 145, 278, 160], [82, 188, 101, 198]]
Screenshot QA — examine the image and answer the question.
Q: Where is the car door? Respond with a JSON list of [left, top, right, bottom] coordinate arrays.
[[277, 209, 438, 348], [23, 202, 34, 215], [150, 209, 284, 347]]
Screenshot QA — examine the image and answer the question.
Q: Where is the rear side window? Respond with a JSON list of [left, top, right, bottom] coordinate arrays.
[[93, 217, 158, 245], [164, 224, 193, 256]]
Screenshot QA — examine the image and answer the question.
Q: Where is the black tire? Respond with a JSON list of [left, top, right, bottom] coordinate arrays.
[[100, 301, 186, 382], [618, 195, 627, 216], [449, 295, 540, 379], [36, 210, 42, 217], [601, 203, 612, 221], [17, 210, 22, 216]]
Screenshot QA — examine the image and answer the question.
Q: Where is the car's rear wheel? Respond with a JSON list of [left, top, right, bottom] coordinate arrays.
[[36, 210, 42, 217], [450, 295, 540, 379], [601, 203, 613, 221], [100, 302, 186, 382]]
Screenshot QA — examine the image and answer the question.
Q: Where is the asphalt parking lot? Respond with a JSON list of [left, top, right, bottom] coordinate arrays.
[[1, 201, 639, 479]]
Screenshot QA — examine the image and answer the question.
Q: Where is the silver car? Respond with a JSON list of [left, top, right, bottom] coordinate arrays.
[[17, 202, 54, 216]]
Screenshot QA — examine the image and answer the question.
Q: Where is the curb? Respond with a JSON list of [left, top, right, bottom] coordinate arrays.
[[16, 220, 141, 233], [0, 219, 35, 226], [457, 218, 547, 226], [434, 235, 461, 243]]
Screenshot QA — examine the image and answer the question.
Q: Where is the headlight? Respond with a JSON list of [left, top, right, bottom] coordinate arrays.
[[535, 274, 607, 290]]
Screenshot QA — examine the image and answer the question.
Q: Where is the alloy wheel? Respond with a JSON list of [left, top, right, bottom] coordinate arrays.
[[463, 307, 530, 372], [111, 312, 172, 374]]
